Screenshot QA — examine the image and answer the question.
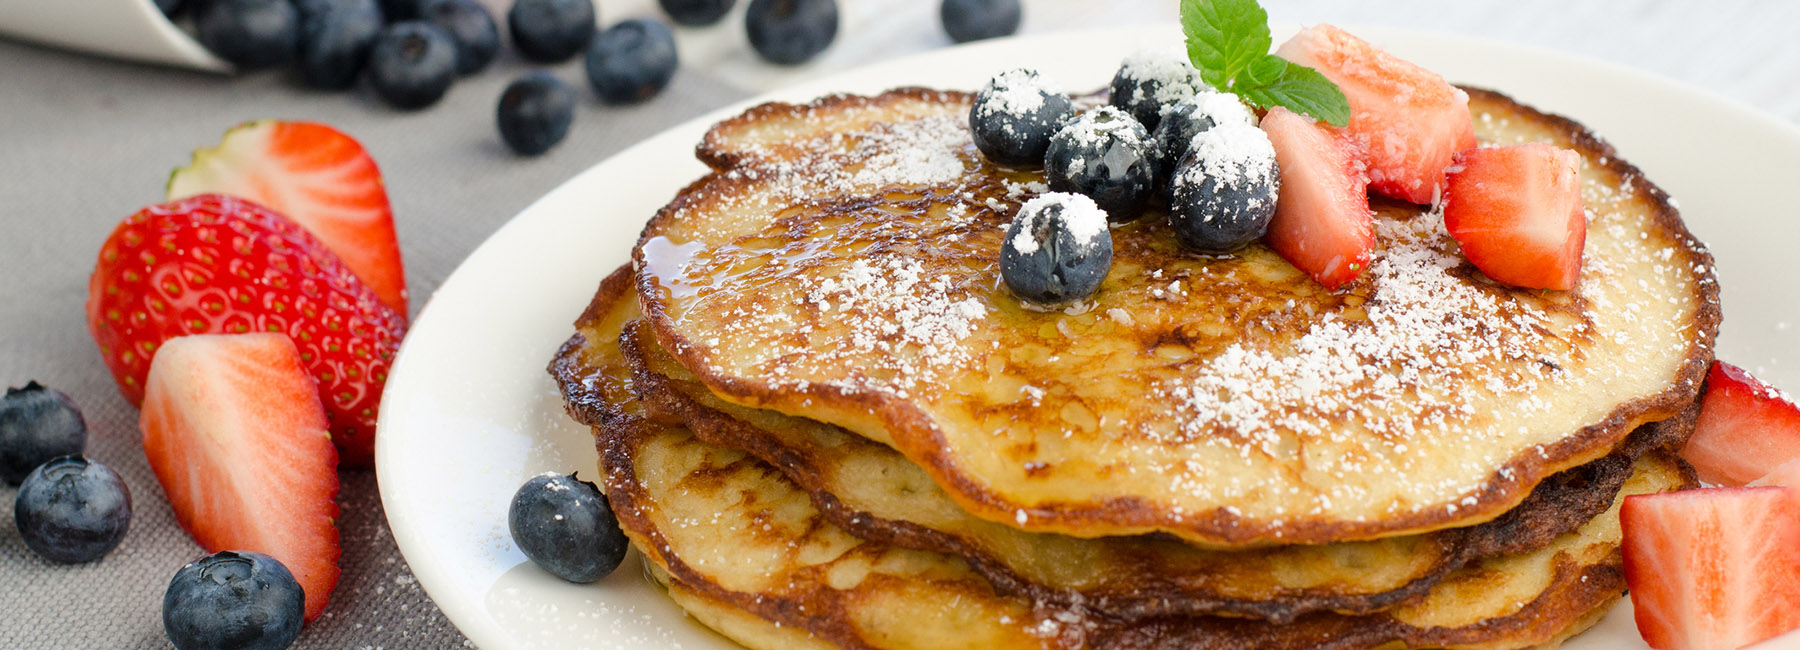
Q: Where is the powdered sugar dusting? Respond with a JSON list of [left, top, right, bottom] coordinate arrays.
[[1056, 106, 1148, 149], [978, 68, 1062, 118], [1117, 48, 1203, 106], [1010, 192, 1108, 257], [714, 110, 974, 209], [1151, 209, 1586, 509], [1160, 213, 1557, 435], [795, 257, 989, 394], [1192, 90, 1257, 127], [1180, 122, 1276, 190]]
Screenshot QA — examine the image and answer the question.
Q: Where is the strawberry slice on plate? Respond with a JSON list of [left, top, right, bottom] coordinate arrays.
[[1682, 360, 1800, 486], [1622, 486, 1800, 650], [1277, 24, 1476, 205], [1752, 456, 1800, 488], [1260, 106, 1374, 290], [141, 333, 340, 622], [88, 193, 404, 467], [167, 120, 409, 317], [1442, 142, 1587, 290]]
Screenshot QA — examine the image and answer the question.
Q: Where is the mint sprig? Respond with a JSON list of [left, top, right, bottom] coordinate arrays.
[[1180, 0, 1350, 127]]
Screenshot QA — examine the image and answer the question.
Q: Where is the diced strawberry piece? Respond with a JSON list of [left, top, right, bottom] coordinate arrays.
[[1750, 456, 1800, 488], [167, 121, 409, 317], [140, 333, 341, 622], [1441, 143, 1587, 290], [88, 194, 404, 467], [1260, 106, 1374, 290], [1682, 361, 1800, 486], [1622, 487, 1800, 650], [1277, 24, 1476, 205]]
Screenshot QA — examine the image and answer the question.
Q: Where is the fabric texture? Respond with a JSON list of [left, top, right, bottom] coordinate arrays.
[[0, 30, 745, 650]]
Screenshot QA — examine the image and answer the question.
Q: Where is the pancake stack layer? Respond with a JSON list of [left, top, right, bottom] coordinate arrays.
[[550, 86, 1719, 649]]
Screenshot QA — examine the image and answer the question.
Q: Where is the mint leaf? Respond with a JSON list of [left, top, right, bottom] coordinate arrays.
[[1182, 0, 1352, 127], [1181, 0, 1270, 90], [1239, 54, 1287, 87], [1237, 63, 1351, 127]]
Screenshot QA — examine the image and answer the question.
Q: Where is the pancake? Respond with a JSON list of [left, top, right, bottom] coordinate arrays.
[[549, 265, 644, 427], [631, 87, 1719, 546], [603, 417, 1695, 649], [620, 308, 1697, 623], [550, 267, 1695, 623]]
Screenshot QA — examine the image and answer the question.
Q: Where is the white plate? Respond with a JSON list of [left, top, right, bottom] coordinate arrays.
[[0, 0, 230, 72], [376, 25, 1800, 650]]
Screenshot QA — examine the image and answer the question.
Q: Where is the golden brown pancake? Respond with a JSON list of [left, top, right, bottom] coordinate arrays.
[[604, 418, 1693, 649], [629, 86, 1717, 547], [549, 266, 1694, 624]]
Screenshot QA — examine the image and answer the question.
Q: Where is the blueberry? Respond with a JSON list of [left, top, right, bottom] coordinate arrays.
[[14, 456, 131, 564], [376, 0, 423, 21], [1001, 192, 1113, 306], [584, 19, 679, 104], [163, 551, 305, 650], [509, 472, 628, 583], [1149, 91, 1255, 193], [508, 0, 597, 63], [1044, 106, 1155, 221], [195, 0, 302, 70], [497, 72, 576, 156], [969, 68, 1072, 167], [1, 381, 88, 485], [1108, 49, 1205, 133], [939, 0, 1019, 43], [367, 21, 458, 110], [297, 0, 384, 90], [1168, 122, 1280, 254], [744, 0, 837, 65], [156, 0, 188, 19], [420, 0, 500, 75], [658, 0, 733, 26]]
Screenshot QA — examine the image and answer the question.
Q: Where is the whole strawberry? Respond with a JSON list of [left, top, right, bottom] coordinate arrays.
[[87, 194, 404, 467]]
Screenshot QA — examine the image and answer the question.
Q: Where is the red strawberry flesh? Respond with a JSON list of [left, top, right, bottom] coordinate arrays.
[[1622, 486, 1800, 650], [1682, 360, 1800, 486], [87, 194, 403, 467], [1442, 142, 1587, 290], [140, 333, 341, 622], [1752, 456, 1800, 488], [1260, 106, 1375, 290], [1277, 24, 1476, 205], [167, 121, 409, 317]]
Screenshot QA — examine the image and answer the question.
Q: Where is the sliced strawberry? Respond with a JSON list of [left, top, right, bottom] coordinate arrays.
[[1751, 456, 1800, 488], [1260, 106, 1374, 290], [1682, 361, 1800, 486], [167, 121, 408, 317], [1441, 142, 1587, 290], [141, 333, 341, 622], [1622, 486, 1800, 650], [88, 194, 404, 467], [1276, 24, 1476, 205]]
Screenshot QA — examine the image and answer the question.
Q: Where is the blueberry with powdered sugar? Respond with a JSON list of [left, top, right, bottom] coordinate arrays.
[[1001, 192, 1113, 306], [1044, 106, 1155, 221], [1150, 91, 1257, 194], [1169, 121, 1280, 253], [1108, 48, 1206, 133], [969, 68, 1073, 167]]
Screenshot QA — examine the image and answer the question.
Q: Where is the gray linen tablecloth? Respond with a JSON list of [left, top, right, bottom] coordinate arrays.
[[2, 1, 1796, 648]]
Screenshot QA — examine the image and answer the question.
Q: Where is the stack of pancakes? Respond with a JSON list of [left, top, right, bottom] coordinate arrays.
[[551, 87, 1719, 649]]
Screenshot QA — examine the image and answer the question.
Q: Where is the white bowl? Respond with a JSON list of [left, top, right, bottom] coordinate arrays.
[[0, 0, 230, 72]]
